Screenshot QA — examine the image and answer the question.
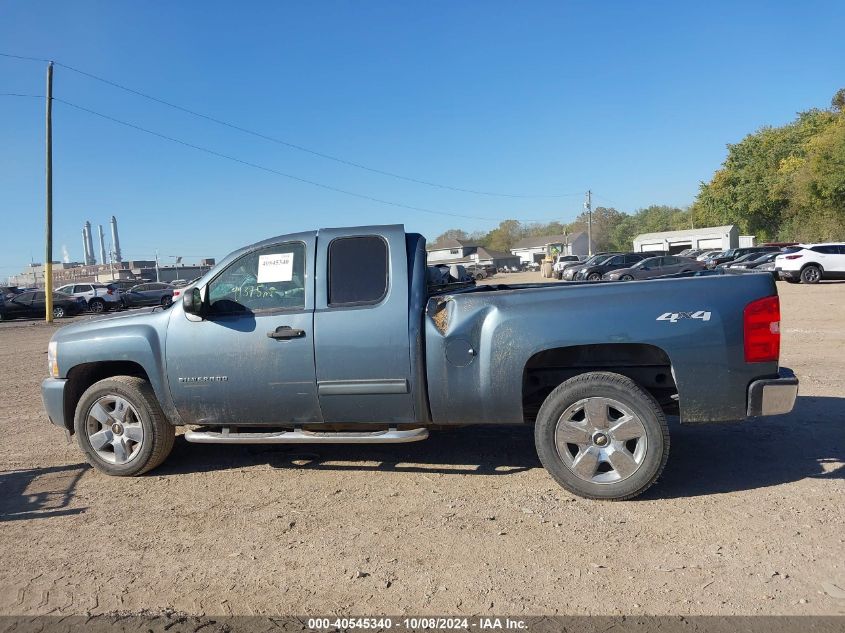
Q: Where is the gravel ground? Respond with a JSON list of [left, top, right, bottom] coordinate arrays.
[[0, 278, 843, 617]]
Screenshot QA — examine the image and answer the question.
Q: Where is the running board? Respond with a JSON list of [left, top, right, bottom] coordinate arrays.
[[183, 427, 429, 444]]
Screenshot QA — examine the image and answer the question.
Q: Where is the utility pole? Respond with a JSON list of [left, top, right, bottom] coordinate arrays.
[[585, 190, 593, 257], [155, 250, 160, 282], [45, 62, 54, 322]]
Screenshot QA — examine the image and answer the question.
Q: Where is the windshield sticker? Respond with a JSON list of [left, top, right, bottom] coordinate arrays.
[[257, 253, 294, 283]]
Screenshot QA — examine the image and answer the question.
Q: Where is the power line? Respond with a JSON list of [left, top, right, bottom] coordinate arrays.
[[54, 97, 560, 223], [0, 52, 51, 63], [1, 90, 577, 224], [0, 51, 582, 199]]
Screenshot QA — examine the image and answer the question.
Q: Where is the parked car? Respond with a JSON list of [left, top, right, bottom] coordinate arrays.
[[122, 282, 175, 307], [42, 224, 797, 501], [561, 253, 621, 280], [676, 249, 702, 258], [55, 283, 122, 313], [575, 253, 646, 280], [1, 290, 85, 321], [705, 246, 781, 269], [552, 255, 581, 274], [717, 252, 767, 269], [696, 250, 722, 262], [604, 256, 705, 281], [107, 280, 139, 293], [0, 286, 22, 300], [728, 251, 791, 270], [725, 252, 786, 278], [775, 243, 845, 284], [464, 264, 493, 281]]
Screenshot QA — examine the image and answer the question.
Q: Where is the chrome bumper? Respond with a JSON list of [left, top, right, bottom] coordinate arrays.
[[747, 368, 798, 417]]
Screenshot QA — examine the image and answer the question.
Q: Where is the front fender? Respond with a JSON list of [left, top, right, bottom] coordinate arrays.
[[52, 309, 180, 424]]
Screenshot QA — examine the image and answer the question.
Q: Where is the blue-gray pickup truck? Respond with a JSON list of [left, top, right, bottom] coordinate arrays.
[[41, 225, 798, 500]]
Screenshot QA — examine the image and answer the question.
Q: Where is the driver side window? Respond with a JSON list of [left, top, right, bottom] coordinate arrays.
[[207, 242, 306, 314]]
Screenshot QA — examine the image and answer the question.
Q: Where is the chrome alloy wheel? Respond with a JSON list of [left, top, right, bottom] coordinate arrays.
[[85, 395, 145, 464], [554, 397, 648, 484]]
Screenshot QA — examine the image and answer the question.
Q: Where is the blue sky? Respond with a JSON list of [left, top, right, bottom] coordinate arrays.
[[1, 1, 843, 275]]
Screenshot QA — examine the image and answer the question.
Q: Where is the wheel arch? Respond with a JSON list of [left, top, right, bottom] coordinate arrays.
[[63, 361, 153, 433], [800, 261, 824, 272], [522, 343, 677, 423]]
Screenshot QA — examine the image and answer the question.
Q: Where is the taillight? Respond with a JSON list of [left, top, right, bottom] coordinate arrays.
[[744, 296, 780, 363], [785, 254, 803, 260]]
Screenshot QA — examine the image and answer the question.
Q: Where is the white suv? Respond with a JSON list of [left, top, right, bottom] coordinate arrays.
[[775, 243, 845, 284], [56, 283, 122, 312]]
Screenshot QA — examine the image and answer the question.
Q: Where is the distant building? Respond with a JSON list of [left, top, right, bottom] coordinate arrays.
[[425, 238, 480, 263], [510, 232, 593, 263], [472, 247, 521, 269], [424, 238, 520, 269], [632, 225, 739, 254], [7, 258, 216, 288]]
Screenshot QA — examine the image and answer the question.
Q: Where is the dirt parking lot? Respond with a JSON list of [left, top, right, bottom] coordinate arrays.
[[0, 278, 843, 617]]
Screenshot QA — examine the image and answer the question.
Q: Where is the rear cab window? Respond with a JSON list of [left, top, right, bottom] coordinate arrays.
[[327, 236, 389, 306]]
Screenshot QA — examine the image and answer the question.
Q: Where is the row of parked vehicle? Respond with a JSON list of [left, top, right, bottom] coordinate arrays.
[[554, 252, 705, 281], [0, 278, 201, 321], [548, 241, 845, 283]]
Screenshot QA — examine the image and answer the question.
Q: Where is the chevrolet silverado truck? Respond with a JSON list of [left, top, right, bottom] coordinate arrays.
[[41, 225, 798, 500]]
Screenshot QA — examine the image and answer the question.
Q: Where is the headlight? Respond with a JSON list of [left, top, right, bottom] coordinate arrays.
[[47, 340, 59, 378]]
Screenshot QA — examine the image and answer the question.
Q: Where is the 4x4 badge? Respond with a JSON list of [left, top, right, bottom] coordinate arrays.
[[657, 311, 711, 323]]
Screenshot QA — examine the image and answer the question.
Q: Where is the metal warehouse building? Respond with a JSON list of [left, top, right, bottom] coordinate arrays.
[[632, 225, 739, 254]]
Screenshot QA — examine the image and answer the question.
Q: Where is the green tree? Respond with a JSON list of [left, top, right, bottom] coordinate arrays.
[[691, 104, 840, 240], [485, 219, 523, 251], [433, 228, 469, 244]]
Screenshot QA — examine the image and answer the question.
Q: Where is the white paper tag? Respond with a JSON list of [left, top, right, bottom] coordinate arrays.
[[257, 253, 294, 283]]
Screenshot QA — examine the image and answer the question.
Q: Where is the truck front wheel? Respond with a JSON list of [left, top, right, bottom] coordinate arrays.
[[534, 372, 669, 500], [74, 376, 175, 476]]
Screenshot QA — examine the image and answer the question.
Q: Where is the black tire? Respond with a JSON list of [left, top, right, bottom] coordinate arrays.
[[555, 272, 563, 280], [88, 298, 106, 313], [534, 372, 669, 501], [52, 306, 65, 319], [74, 376, 175, 476], [161, 295, 173, 307], [587, 272, 602, 281], [800, 265, 822, 284], [620, 274, 634, 281]]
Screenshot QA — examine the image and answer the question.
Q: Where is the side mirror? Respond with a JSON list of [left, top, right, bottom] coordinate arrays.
[[182, 287, 203, 315]]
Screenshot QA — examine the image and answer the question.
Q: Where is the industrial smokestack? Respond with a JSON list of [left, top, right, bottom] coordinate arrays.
[[98, 224, 107, 265], [110, 216, 122, 263], [84, 221, 96, 265], [82, 229, 89, 266]]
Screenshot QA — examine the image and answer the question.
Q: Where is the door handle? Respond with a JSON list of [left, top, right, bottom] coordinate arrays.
[[267, 326, 305, 340]]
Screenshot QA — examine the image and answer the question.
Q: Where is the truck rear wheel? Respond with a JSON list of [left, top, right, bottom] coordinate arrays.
[[534, 372, 669, 500], [74, 376, 175, 476]]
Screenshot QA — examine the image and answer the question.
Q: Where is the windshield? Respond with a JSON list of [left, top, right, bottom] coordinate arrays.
[[586, 254, 614, 266], [632, 257, 659, 269]]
